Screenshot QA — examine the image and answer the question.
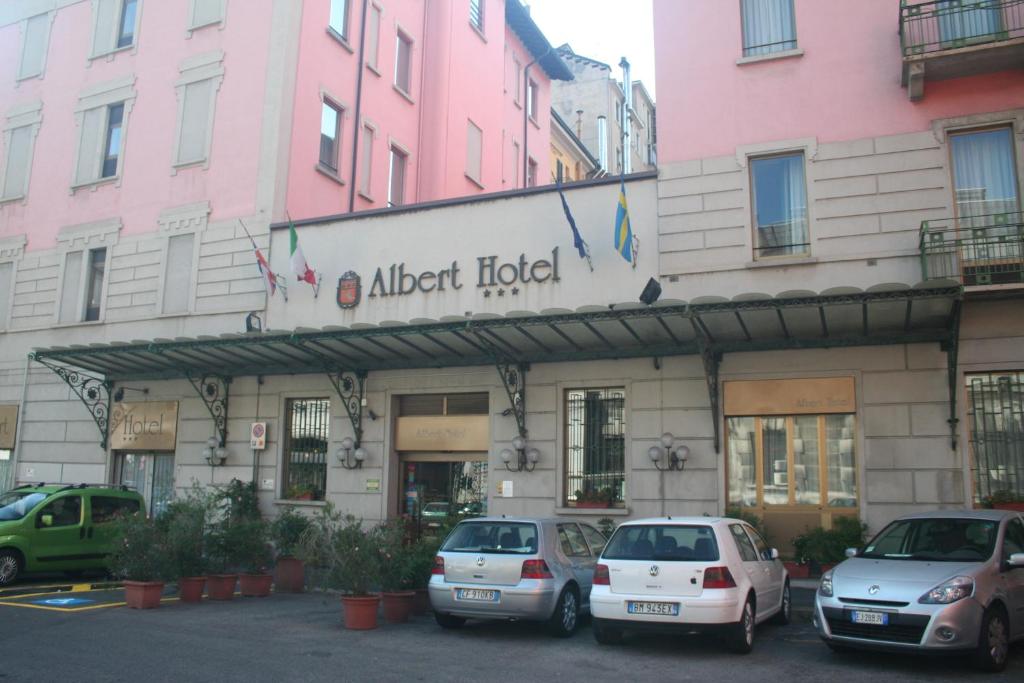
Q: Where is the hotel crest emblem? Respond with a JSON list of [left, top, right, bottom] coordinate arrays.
[[336, 271, 361, 309]]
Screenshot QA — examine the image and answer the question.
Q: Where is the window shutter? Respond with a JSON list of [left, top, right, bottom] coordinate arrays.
[[0, 262, 12, 328], [19, 14, 49, 79], [466, 121, 482, 183], [75, 107, 106, 185], [163, 234, 195, 313], [91, 0, 120, 57], [59, 251, 83, 323], [191, 0, 225, 28], [178, 79, 213, 164], [366, 5, 381, 70], [2, 126, 32, 200], [360, 125, 374, 195]]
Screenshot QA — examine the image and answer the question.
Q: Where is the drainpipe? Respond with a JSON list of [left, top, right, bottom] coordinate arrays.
[[9, 357, 30, 488], [619, 57, 632, 175], [522, 45, 552, 187], [596, 115, 608, 172], [347, 0, 370, 213]]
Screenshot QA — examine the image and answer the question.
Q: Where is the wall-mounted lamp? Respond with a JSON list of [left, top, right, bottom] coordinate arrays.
[[500, 435, 539, 472], [113, 386, 149, 402], [337, 436, 366, 469], [639, 277, 662, 305], [203, 435, 227, 466], [245, 312, 263, 333], [648, 432, 689, 472], [367, 409, 379, 421]]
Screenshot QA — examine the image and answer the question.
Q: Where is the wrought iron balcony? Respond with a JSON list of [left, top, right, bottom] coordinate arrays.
[[900, 0, 1024, 99], [920, 211, 1024, 287]]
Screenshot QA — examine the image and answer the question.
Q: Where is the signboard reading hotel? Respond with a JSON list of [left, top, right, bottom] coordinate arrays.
[[395, 415, 490, 452], [0, 405, 18, 450], [724, 377, 856, 416], [109, 402, 179, 451]]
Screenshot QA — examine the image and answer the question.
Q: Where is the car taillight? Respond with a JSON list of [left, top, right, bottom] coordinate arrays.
[[702, 566, 737, 589], [432, 555, 445, 575], [593, 563, 610, 586], [520, 559, 554, 579]]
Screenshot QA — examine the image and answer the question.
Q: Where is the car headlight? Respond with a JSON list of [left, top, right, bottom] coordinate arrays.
[[919, 576, 974, 604], [818, 571, 833, 597]]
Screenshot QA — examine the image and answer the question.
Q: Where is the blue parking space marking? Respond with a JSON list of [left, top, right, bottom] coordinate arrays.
[[33, 597, 95, 607]]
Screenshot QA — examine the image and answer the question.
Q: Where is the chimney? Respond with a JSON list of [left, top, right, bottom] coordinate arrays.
[[575, 109, 584, 138], [619, 57, 632, 175], [597, 115, 608, 172]]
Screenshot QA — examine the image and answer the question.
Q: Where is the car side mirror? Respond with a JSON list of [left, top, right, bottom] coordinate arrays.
[[40, 514, 53, 527], [769, 548, 779, 560], [845, 547, 858, 558], [1008, 553, 1024, 568]]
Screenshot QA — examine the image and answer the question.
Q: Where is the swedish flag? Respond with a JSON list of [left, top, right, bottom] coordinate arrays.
[[614, 178, 633, 263]]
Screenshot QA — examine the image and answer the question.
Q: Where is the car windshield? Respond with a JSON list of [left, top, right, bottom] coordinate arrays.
[[441, 522, 538, 554], [0, 491, 49, 521], [603, 524, 720, 562], [422, 503, 449, 515], [860, 517, 998, 562]]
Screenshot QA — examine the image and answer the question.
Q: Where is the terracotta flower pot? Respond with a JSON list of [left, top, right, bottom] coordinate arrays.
[[574, 502, 611, 509], [124, 580, 165, 610], [412, 588, 430, 616], [206, 574, 238, 600], [993, 502, 1024, 512], [341, 594, 380, 630], [381, 591, 415, 624], [274, 557, 305, 593], [240, 573, 273, 597], [178, 576, 206, 603]]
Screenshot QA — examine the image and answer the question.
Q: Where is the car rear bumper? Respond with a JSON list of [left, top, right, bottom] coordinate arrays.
[[428, 577, 558, 621], [813, 594, 984, 651], [590, 588, 742, 625]]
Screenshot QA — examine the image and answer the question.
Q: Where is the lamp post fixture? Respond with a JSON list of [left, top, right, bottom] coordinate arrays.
[[500, 434, 539, 472], [648, 432, 689, 472], [337, 436, 366, 470], [203, 435, 227, 466]]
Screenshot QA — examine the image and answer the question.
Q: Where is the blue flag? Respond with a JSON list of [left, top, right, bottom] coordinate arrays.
[[614, 178, 633, 263], [557, 180, 593, 271]]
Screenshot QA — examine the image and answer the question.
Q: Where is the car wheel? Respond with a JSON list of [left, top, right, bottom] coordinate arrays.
[[548, 586, 579, 638], [973, 606, 1010, 672], [772, 581, 791, 625], [0, 550, 21, 586], [592, 617, 624, 645], [433, 612, 466, 629], [725, 596, 756, 654]]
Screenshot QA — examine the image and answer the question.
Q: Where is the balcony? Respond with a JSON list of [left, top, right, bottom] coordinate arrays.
[[900, 0, 1024, 100], [920, 211, 1024, 288]]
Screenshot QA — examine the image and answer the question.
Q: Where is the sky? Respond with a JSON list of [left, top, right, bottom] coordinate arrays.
[[525, 0, 657, 99]]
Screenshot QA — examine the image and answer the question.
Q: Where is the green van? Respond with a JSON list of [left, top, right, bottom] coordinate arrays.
[[0, 484, 145, 585]]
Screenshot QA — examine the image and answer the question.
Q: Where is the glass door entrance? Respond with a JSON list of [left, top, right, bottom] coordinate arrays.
[[400, 454, 487, 531], [115, 452, 175, 516]]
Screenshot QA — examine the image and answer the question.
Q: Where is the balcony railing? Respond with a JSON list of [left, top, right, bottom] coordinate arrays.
[[920, 211, 1024, 286], [901, 0, 1024, 56]]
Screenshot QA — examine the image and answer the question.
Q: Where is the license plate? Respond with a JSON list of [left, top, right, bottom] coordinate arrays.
[[851, 610, 888, 626], [627, 601, 680, 616], [455, 588, 499, 602]]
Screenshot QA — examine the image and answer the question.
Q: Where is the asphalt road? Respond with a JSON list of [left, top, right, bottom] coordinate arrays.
[[1, 589, 1021, 683]]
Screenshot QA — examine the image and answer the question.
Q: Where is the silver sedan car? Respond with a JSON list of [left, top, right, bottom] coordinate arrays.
[[814, 510, 1024, 671], [428, 517, 607, 637]]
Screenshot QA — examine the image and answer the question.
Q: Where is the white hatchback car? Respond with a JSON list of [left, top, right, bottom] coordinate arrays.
[[591, 517, 790, 653]]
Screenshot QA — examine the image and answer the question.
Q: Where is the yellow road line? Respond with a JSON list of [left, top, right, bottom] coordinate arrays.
[[0, 596, 178, 612]]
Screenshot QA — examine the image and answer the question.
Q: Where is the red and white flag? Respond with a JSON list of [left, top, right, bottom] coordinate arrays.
[[255, 246, 277, 296]]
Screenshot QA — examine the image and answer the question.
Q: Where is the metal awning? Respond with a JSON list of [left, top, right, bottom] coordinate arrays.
[[30, 283, 963, 454]]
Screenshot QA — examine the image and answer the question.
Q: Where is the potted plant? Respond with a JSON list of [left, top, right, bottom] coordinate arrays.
[[287, 483, 316, 501], [204, 479, 263, 600], [573, 485, 616, 509], [981, 490, 1024, 512], [271, 506, 311, 593], [792, 516, 867, 577], [235, 516, 274, 597], [377, 519, 415, 624], [408, 534, 442, 615], [109, 511, 169, 610], [159, 492, 212, 603]]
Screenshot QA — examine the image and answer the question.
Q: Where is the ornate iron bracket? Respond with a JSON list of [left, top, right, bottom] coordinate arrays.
[[186, 373, 231, 446], [31, 355, 112, 450], [688, 317, 723, 454], [326, 368, 366, 447], [940, 298, 963, 451], [496, 360, 529, 440]]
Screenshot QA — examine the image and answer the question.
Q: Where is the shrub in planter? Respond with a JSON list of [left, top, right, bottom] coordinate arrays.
[[573, 486, 617, 509], [792, 516, 867, 576], [158, 490, 214, 603], [235, 517, 274, 597], [205, 479, 268, 600], [408, 534, 443, 615], [109, 512, 169, 610], [271, 506, 311, 593], [981, 490, 1024, 512], [377, 519, 415, 624]]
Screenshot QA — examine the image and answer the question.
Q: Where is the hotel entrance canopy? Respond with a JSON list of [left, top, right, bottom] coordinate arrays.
[[30, 283, 962, 453]]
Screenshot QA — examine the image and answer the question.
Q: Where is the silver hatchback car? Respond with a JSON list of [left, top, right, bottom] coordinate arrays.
[[428, 517, 607, 637], [814, 510, 1024, 671]]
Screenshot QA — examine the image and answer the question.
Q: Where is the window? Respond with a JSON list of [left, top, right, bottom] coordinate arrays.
[[85, 247, 107, 321], [750, 152, 808, 258], [37, 495, 82, 528], [18, 13, 51, 80], [2, 126, 33, 201], [359, 124, 374, 197], [1004, 518, 1024, 560], [59, 252, 83, 324], [527, 79, 538, 121], [319, 101, 342, 173], [603, 525, 719, 561], [512, 55, 522, 104], [730, 523, 759, 562], [466, 120, 483, 185], [470, 0, 484, 32], [329, 0, 350, 40], [950, 127, 1020, 223], [967, 372, 1024, 503], [176, 80, 215, 166], [0, 262, 12, 329], [395, 31, 413, 94], [91, 0, 139, 57], [727, 414, 857, 509], [565, 388, 625, 508], [558, 523, 591, 557], [938, 0, 1004, 47], [366, 4, 382, 71], [189, 0, 225, 30], [746, 526, 772, 561], [388, 144, 407, 206], [101, 104, 124, 179], [163, 233, 195, 313], [74, 78, 136, 187], [90, 496, 140, 524], [283, 398, 330, 501], [441, 522, 538, 554], [527, 157, 537, 188], [511, 140, 520, 187], [580, 523, 607, 555], [117, 0, 138, 48], [741, 0, 797, 57]]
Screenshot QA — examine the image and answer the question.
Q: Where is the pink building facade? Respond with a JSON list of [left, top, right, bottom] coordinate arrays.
[[653, 0, 1024, 536]]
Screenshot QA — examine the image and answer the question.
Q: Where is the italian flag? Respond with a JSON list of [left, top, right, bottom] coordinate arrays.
[[289, 222, 317, 286]]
